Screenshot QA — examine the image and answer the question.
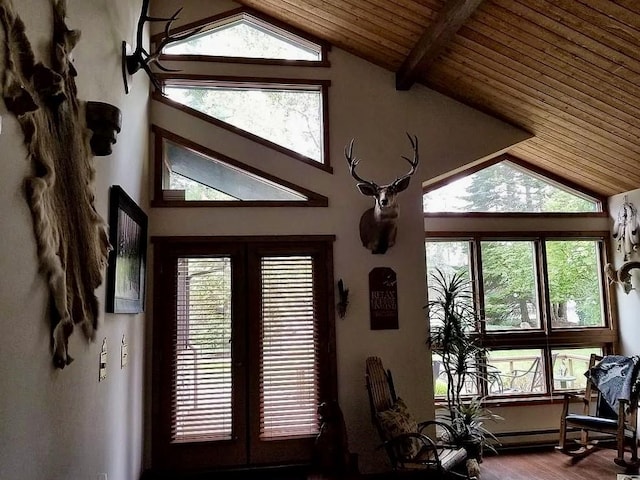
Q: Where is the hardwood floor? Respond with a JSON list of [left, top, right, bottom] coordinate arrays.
[[480, 447, 639, 480], [142, 448, 639, 479]]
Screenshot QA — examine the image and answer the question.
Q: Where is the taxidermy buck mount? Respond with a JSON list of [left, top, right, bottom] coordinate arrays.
[[122, 0, 203, 94], [345, 134, 419, 254]]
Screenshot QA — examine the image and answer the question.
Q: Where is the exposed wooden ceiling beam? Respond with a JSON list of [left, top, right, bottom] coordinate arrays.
[[396, 0, 484, 90]]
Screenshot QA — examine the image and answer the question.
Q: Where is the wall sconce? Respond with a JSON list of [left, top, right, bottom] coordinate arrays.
[[337, 279, 349, 319], [122, 0, 202, 94], [86, 102, 122, 156]]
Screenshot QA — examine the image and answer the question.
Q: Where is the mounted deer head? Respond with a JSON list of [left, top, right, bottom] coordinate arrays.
[[345, 134, 419, 254], [122, 0, 203, 94]]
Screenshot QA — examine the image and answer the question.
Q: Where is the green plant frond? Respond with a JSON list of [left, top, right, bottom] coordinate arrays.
[[426, 268, 502, 453]]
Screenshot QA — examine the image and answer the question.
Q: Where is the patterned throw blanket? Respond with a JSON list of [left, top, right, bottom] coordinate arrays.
[[587, 355, 640, 413]]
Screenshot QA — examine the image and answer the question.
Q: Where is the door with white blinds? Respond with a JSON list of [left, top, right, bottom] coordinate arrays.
[[152, 238, 336, 471]]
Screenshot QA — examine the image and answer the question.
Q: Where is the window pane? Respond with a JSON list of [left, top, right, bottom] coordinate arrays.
[[481, 240, 540, 330], [487, 349, 545, 395], [260, 256, 319, 438], [164, 16, 321, 61], [546, 240, 605, 328], [173, 257, 233, 441], [423, 160, 599, 213], [425, 241, 471, 280], [425, 241, 472, 329], [165, 85, 323, 162], [432, 353, 478, 397], [162, 139, 307, 202], [551, 347, 603, 391]]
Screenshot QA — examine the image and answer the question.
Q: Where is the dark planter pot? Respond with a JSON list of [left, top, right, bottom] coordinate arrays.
[[462, 438, 484, 462]]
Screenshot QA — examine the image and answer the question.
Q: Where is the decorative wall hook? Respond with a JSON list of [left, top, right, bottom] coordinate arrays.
[[337, 279, 349, 319], [122, 0, 203, 94]]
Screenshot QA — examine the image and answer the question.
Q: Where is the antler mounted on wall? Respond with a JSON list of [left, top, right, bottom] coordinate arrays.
[[122, 0, 203, 94], [345, 134, 419, 254], [605, 261, 640, 294]]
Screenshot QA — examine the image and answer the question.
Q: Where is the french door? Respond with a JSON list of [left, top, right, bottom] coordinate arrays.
[[151, 237, 336, 471]]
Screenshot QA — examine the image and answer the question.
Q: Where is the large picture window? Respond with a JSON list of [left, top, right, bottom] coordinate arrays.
[[424, 156, 613, 402], [427, 235, 612, 400]]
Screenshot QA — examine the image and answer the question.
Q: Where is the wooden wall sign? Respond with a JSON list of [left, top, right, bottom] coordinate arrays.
[[369, 267, 399, 330]]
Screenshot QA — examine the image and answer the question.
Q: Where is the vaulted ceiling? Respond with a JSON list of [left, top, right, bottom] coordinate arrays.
[[235, 0, 640, 198]]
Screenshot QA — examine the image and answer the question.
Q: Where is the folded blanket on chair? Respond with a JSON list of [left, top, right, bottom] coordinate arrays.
[[587, 355, 640, 413]]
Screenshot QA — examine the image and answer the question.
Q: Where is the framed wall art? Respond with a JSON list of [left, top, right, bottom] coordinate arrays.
[[106, 185, 148, 313]]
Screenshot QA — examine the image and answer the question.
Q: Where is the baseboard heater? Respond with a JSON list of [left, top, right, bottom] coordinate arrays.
[[492, 428, 612, 452]]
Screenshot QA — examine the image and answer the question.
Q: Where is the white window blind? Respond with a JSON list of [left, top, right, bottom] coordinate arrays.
[[172, 257, 233, 442], [260, 255, 320, 438]]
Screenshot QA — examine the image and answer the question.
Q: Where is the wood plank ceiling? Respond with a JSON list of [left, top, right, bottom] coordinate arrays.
[[235, 0, 640, 198]]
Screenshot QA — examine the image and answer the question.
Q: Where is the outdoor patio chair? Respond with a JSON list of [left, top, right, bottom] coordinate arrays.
[[556, 353, 639, 468], [365, 356, 475, 479]]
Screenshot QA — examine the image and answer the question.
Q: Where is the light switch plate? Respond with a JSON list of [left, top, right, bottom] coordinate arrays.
[[121, 335, 128, 368], [99, 338, 107, 381]]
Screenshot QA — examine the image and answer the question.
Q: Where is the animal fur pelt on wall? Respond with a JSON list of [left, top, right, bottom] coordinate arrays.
[[0, 0, 110, 368]]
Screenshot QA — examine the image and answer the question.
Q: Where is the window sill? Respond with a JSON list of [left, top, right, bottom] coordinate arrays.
[[435, 393, 581, 408]]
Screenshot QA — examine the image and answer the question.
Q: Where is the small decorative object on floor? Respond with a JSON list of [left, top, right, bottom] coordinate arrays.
[[467, 458, 481, 478], [314, 400, 351, 476]]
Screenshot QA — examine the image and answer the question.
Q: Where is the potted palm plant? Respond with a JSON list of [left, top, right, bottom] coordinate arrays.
[[426, 268, 501, 463]]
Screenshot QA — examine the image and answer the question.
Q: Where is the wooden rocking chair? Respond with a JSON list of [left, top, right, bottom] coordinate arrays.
[[365, 356, 474, 479], [556, 353, 639, 468]]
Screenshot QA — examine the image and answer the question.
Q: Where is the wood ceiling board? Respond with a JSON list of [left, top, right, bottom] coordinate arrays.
[[237, 0, 417, 60], [447, 36, 640, 140], [456, 26, 640, 119], [558, 0, 640, 46], [513, 143, 640, 196], [491, 0, 640, 79], [396, 0, 485, 89], [468, 7, 640, 106]]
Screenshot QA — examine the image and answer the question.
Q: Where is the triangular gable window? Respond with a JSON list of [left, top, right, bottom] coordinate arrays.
[[423, 159, 600, 213], [161, 9, 326, 63], [152, 126, 328, 207]]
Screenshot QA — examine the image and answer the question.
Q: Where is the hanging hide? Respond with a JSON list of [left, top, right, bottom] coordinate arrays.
[[0, 0, 111, 368]]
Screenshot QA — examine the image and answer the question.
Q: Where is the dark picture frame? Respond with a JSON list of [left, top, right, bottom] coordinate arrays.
[[106, 185, 148, 313]]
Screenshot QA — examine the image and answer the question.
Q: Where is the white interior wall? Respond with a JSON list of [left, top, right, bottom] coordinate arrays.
[[0, 1, 148, 479], [609, 188, 640, 357], [148, 0, 531, 473]]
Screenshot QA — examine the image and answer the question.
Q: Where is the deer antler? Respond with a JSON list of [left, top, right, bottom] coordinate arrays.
[[394, 133, 419, 185], [123, 0, 204, 93], [344, 139, 377, 189]]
